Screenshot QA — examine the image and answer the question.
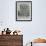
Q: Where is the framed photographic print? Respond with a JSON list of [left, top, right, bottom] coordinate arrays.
[[16, 1, 32, 21]]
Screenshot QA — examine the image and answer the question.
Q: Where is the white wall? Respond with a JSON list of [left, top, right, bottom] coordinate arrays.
[[0, 0, 46, 45], [32, 0, 46, 39]]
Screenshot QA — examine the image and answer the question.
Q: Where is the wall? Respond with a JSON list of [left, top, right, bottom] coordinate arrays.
[[0, 0, 46, 46], [32, 0, 46, 39]]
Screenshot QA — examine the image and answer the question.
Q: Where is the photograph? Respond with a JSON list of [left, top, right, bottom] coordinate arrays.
[[16, 1, 32, 21], [0, 0, 46, 46]]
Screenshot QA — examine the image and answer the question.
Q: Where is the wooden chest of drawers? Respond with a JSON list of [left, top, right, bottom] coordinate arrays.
[[0, 35, 23, 46]]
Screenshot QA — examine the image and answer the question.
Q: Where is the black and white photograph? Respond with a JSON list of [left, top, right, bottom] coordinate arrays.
[[16, 1, 32, 21]]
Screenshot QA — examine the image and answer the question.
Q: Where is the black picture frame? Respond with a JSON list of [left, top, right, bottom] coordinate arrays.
[[16, 1, 32, 21]]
